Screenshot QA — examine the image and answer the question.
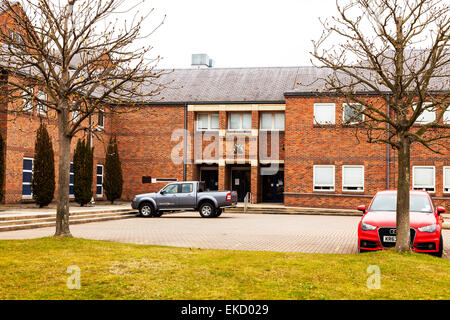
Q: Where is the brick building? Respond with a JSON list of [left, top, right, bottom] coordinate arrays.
[[0, 5, 448, 210], [106, 66, 449, 209]]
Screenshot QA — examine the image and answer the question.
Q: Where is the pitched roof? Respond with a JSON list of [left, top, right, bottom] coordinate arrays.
[[147, 66, 303, 104]]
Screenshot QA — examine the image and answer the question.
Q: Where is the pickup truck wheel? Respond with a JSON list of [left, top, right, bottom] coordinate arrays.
[[139, 202, 154, 217], [215, 209, 222, 217], [199, 202, 215, 218]]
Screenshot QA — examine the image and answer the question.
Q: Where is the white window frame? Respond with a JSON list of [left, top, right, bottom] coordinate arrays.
[[96, 164, 103, 197], [72, 110, 80, 123], [444, 166, 450, 194], [260, 112, 285, 131], [414, 102, 436, 124], [342, 165, 364, 192], [197, 113, 219, 131], [443, 106, 450, 124], [313, 165, 335, 191], [22, 157, 34, 199], [97, 109, 105, 129], [36, 91, 47, 115], [313, 103, 335, 125], [343, 103, 364, 125], [228, 112, 252, 131], [23, 88, 33, 113], [412, 166, 435, 193]]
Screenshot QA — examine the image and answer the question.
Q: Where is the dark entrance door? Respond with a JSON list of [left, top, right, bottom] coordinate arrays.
[[262, 170, 284, 202], [231, 169, 251, 202], [200, 169, 218, 191]]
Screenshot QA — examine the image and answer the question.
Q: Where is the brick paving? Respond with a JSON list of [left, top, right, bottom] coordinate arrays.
[[0, 212, 448, 258]]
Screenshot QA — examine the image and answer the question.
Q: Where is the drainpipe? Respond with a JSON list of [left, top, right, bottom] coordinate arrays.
[[386, 103, 390, 190], [183, 103, 187, 181]]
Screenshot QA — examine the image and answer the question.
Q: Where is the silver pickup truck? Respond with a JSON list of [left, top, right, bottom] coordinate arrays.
[[131, 181, 238, 218]]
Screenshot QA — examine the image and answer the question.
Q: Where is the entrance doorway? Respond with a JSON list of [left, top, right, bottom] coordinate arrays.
[[231, 167, 251, 202], [262, 168, 284, 203], [200, 168, 218, 191]]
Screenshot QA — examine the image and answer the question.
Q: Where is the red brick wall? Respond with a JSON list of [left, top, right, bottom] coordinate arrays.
[[110, 105, 185, 200], [284, 96, 450, 210], [2, 75, 111, 203]]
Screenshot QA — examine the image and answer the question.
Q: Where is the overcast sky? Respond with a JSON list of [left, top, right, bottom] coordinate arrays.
[[143, 0, 339, 69]]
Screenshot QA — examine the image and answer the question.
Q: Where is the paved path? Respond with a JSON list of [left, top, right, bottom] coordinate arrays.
[[0, 212, 448, 258]]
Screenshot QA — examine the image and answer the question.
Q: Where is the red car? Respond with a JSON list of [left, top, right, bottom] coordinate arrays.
[[357, 190, 445, 257]]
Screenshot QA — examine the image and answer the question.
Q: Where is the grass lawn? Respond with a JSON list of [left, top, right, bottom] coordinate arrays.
[[0, 237, 449, 300]]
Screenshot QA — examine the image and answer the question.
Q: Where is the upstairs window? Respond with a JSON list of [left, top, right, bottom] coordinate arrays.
[[444, 107, 450, 124], [343, 103, 364, 124], [72, 110, 80, 122], [229, 113, 251, 131], [413, 166, 435, 193], [342, 165, 364, 192], [98, 110, 105, 128], [313, 165, 335, 191], [23, 88, 33, 113], [260, 112, 285, 131], [444, 167, 450, 194], [36, 91, 47, 115], [414, 102, 435, 124], [313, 103, 335, 125], [197, 113, 219, 131]]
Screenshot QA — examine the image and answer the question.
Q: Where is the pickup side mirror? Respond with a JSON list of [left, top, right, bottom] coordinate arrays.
[[436, 206, 446, 215], [357, 205, 366, 213], [160, 190, 166, 195]]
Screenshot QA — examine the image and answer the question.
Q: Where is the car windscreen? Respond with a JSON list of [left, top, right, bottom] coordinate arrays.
[[369, 193, 432, 213]]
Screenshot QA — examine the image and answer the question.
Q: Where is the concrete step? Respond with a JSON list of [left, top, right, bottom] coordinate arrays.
[[224, 206, 362, 216], [0, 208, 134, 221], [0, 211, 137, 232]]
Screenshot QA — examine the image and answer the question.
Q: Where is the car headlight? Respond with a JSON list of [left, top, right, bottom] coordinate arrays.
[[361, 222, 377, 231], [418, 224, 436, 233]]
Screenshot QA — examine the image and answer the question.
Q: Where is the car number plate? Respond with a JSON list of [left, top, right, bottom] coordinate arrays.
[[383, 235, 396, 243]]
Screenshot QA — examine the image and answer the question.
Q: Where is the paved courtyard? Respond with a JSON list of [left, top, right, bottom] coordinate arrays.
[[0, 212, 448, 258]]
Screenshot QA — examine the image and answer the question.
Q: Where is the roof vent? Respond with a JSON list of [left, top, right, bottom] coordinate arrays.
[[191, 54, 214, 68]]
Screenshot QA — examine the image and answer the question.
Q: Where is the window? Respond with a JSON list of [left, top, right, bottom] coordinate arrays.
[[161, 184, 178, 194], [343, 103, 364, 124], [260, 112, 285, 130], [23, 88, 33, 113], [69, 162, 74, 196], [228, 113, 251, 130], [313, 165, 335, 191], [72, 110, 80, 122], [10, 32, 24, 45], [413, 166, 435, 192], [444, 167, 450, 193], [444, 107, 450, 124], [22, 158, 33, 198], [96, 165, 103, 196], [342, 165, 364, 192], [180, 183, 193, 193], [98, 110, 104, 128], [414, 102, 435, 124], [197, 113, 219, 131], [36, 91, 47, 115], [313, 103, 335, 125]]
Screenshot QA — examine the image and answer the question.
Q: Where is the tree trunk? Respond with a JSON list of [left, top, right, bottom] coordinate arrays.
[[395, 135, 411, 253], [54, 109, 72, 237]]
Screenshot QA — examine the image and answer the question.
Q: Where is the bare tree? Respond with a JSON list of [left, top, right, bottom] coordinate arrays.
[[311, 0, 449, 252], [0, 0, 168, 236]]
